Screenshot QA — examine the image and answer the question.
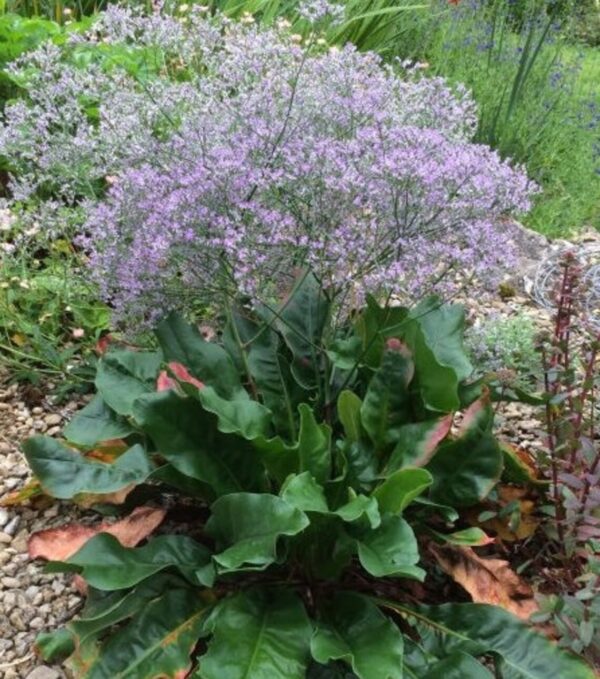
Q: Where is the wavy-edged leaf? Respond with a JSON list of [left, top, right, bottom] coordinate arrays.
[[281, 472, 329, 513], [65, 574, 192, 672], [35, 628, 75, 663], [374, 468, 433, 514], [63, 394, 134, 447], [196, 385, 272, 439], [420, 651, 493, 678], [23, 437, 153, 499], [197, 588, 312, 679], [427, 399, 502, 507], [79, 586, 214, 679], [311, 593, 403, 679], [297, 404, 332, 483], [356, 515, 424, 580], [156, 312, 243, 399], [95, 349, 161, 416], [501, 443, 548, 487], [276, 271, 331, 389], [385, 416, 453, 472], [46, 533, 214, 590], [281, 473, 380, 528], [69, 574, 187, 654], [225, 309, 303, 439], [337, 390, 363, 443], [133, 391, 265, 497], [381, 601, 595, 679], [207, 493, 309, 573], [401, 300, 471, 412], [360, 345, 413, 449]]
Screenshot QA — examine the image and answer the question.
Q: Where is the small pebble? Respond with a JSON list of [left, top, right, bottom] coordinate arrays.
[[43, 414, 62, 427]]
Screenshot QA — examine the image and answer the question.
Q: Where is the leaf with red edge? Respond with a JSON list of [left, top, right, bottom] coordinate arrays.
[[29, 506, 166, 561], [157, 370, 178, 392], [167, 362, 205, 390], [385, 415, 453, 472], [95, 334, 113, 355], [458, 389, 490, 434]]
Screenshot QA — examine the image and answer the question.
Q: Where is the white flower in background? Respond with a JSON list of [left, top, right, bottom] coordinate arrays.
[[0, 208, 16, 232]]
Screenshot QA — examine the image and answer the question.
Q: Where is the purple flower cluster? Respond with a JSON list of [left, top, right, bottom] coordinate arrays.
[[0, 7, 537, 328]]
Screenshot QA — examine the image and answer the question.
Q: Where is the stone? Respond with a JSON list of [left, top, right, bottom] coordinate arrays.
[[4, 515, 21, 536], [8, 610, 26, 631], [43, 414, 62, 427], [26, 668, 61, 679]]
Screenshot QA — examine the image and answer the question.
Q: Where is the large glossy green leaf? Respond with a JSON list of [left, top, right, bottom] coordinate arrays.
[[63, 395, 134, 447], [69, 574, 186, 652], [307, 661, 358, 678], [81, 587, 213, 679], [337, 390, 363, 443], [150, 463, 212, 499], [207, 493, 309, 572], [195, 386, 272, 439], [419, 651, 493, 678], [281, 472, 330, 513], [384, 416, 453, 472], [360, 346, 413, 449], [46, 533, 214, 589], [297, 404, 331, 483], [23, 437, 152, 499], [382, 602, 595, 679], [133, 391, 265, 497], [408, 301, 472, 381], [311, 593, 403, 679], [156, 312, 243, 398], [225, 309, 303, 438], [400, 300, 471, 413], [252, 406, 331, 485], [35, 628, 75, 663], [354, 297, 408, 369], [355, 515, 424, 580], [276, 272, 331, 388], [281, 473, 380, 528], [326, 336, 363, 371], [427, 401, 502, 507], [374, 468, 433, 514], [95, 349, 161, 416], [338, 440, 379, 489], [197, 588, 312, 679]]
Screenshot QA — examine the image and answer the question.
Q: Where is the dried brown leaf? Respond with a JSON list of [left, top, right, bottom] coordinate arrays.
[[430, 543, 539, 621], [28, 505, 166, 561]]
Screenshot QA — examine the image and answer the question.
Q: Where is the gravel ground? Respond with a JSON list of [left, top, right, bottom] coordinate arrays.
[[1, 222, 594, 678], [0, 384, 86, 679]]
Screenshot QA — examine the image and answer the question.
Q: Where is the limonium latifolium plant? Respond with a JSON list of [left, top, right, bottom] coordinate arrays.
[[0, 5, 536, 328], [24, 281, 596, 678]]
